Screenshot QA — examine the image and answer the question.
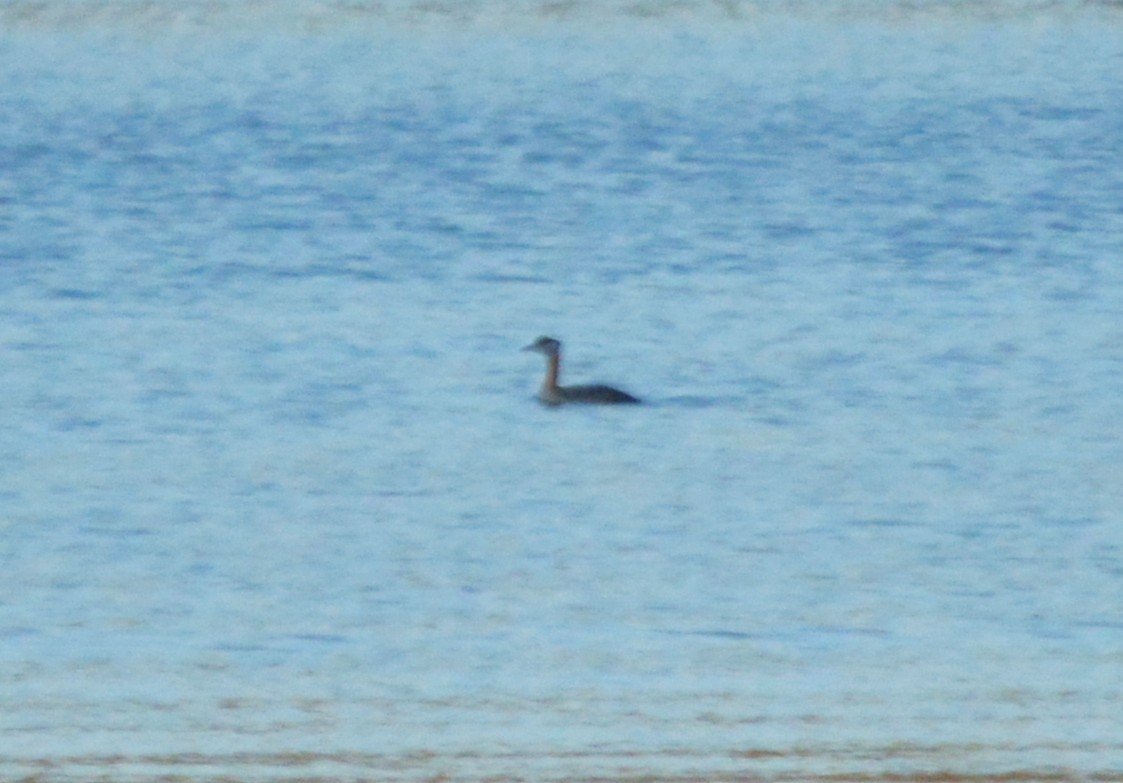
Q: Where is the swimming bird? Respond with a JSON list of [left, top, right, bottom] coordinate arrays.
[[523, 336, 641, 406]]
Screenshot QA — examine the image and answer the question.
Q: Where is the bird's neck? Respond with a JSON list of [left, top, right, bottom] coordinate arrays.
[[544, 353, 560, 391]]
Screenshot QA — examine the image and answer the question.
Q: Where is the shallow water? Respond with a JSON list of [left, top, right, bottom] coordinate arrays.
[[2, 1, 1123, 780]]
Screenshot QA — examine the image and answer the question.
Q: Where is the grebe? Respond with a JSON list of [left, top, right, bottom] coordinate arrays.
[[523, 336, 641, 406]]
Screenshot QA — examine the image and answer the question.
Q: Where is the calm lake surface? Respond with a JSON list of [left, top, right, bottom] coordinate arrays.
[[2, 1, 1122, 780]]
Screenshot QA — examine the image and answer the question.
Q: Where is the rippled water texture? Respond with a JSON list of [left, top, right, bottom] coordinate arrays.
[[2, 1, 1122, 781]]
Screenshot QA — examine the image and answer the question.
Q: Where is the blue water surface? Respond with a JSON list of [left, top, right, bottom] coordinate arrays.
[[2, 1, 1122, 780]]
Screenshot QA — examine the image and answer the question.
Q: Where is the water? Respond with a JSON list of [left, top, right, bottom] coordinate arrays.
[[2, 1, 1123, 780]]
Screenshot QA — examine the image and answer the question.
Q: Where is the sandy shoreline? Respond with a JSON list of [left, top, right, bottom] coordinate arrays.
[[5, 746, 1122, 783]]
